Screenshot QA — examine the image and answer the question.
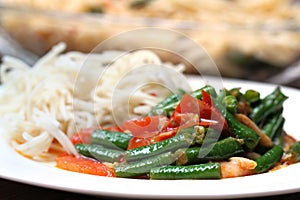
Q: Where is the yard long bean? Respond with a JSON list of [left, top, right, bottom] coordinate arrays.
[[150, 163, 221, 180], [250, 87, 288, 124]]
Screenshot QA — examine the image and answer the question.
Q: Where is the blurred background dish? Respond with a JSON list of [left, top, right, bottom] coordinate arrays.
[[1, 0, 300, 85]]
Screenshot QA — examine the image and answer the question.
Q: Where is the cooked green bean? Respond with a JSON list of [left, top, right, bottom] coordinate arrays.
[[224, 111, 260, 150], [272, 117, 285, 147], [75, 144, 124, 163], [176, 137, 244, 165], [250, 87, 288, 124], [147, 93, 181, 116], [150, 163, 221, 180], [287, 141, 300, 163], [245, 89, 260, 104], [222, 95, 238, 114], [190, 85, 217, 99], [226, 88, 244, 100], [177, 126, 207, 145], [125, 131, 195, 162], [261, 112, 284, 139], [114, 152, 176, 178], [255, 145, 284, 173], [90, 129, 132, 150]]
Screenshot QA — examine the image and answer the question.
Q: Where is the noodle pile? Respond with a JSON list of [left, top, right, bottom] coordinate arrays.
[[0, 43, 185, 161]]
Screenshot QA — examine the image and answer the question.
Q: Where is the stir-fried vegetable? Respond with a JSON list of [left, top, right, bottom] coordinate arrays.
[[56, 85, 299, 179]]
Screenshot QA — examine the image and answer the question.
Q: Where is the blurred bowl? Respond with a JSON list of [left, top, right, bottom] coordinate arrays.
[[1, 1, 300, 80]]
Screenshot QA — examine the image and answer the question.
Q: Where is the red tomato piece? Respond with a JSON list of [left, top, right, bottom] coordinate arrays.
[[56, 154, 115, 177], [169, 113, 199, 128], [122, 116, 168, 138], [201, 90, 213, 107], [152, 129, 177, 142], [127, 137, 152, 150], [71, 133, 87, 145], [171, 93, 228, 131], [172, 93, 200, 116]]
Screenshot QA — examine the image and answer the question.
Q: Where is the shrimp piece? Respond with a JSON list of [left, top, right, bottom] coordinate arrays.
[[220, 157, 257, 178]]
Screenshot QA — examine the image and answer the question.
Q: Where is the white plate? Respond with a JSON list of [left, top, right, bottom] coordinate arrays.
[[1, 76, 300, 199]]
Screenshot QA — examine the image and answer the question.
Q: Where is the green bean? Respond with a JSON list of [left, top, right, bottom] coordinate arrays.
[[226, 88, 244, 100], [272, 117, 285, 147], [150, 163, 221, 180], [125, 131, 195, 162], [261, 112, 284, 139], [177, 126, 207, 145], [114, 152, 176, 178], [90, 129, 132, 150], [245, 89, 260, 104], [224, 111, 260, 150], [255, 145, 284, 173], [75, 144, 124, 163], [222, 95, 238, 114], [250, 87, 288, 124], [176, 137, 244, 165], [190, 85, 217, 99], [147, 94, 179, 116], [287, 141, 300, 163]]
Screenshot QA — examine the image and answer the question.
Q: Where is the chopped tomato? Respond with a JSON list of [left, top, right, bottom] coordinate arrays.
[[152, 129, 177, 142], [71, 133, 86, 145], [122, 116, 168, 138], [127, 137, 152, 150], [172, 93, 200, 117], [201, 90, 213, 107], [168, 113, 199, 128], [171, 93, 228, 130], [56, 154, 115, 177]]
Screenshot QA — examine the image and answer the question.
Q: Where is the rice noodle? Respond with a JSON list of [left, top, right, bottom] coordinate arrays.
[[0, 43, 186, 161]]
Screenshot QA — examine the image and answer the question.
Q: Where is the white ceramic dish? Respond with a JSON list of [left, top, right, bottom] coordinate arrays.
[[0, 76, 300, 199]]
